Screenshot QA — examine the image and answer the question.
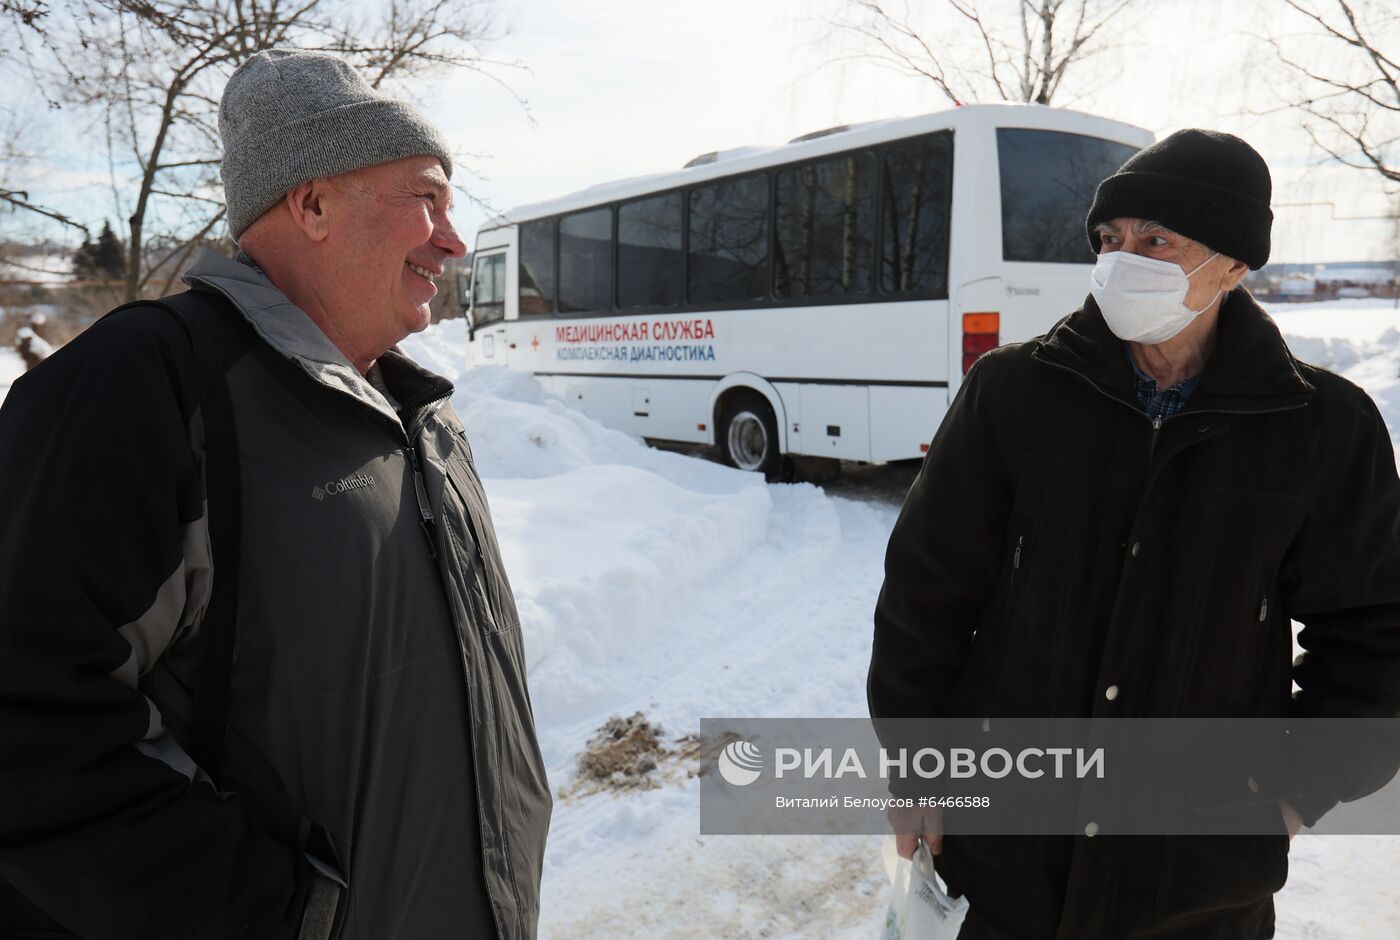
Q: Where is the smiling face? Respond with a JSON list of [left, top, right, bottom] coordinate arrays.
[[325, 155, 467, 352], [1092, 217, 1247, 312]]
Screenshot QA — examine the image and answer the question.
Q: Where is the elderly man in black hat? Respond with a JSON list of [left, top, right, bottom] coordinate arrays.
[[872, 129, 1400, 938]]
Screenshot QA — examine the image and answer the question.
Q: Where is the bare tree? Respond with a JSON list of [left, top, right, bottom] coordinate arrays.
[[1, 0, 48, 34], [1273, 1, 1397, 186], [40, 0, 520, 301], [0, 2, 93, 234], [829, 0, 1132, 106]]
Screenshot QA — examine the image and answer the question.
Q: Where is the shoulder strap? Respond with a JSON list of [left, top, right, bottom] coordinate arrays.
[[107, 288, 248, 781]]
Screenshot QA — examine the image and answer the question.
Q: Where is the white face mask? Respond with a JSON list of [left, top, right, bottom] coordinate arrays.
[[1089, 250, 1222, 345]]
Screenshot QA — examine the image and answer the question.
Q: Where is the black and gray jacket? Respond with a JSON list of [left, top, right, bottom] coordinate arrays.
[[0, 249, 551, 939]]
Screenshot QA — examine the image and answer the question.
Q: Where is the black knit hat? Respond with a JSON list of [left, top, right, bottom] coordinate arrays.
[[1085, 129, 1273, 269]]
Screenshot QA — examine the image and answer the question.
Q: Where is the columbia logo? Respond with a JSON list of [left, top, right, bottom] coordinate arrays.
[[312, 473, 377, 501]]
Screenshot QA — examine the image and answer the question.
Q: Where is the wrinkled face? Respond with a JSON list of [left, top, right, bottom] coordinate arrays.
[[1093, 217, 1237, 312], [329, 155, 466, 349]]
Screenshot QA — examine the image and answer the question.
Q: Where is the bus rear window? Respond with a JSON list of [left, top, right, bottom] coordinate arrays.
[[997, 129, 1139, 263]]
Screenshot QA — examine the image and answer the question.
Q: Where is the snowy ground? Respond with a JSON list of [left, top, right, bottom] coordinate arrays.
[[397, 302, 1400, 939]]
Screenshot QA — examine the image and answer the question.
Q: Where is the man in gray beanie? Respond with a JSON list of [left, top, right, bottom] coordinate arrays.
[[0, 49, 550, 940], [874, 128, 1400, 937]]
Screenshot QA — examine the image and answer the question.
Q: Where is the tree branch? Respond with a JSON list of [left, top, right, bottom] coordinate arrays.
[[0, 189, 90, 233]]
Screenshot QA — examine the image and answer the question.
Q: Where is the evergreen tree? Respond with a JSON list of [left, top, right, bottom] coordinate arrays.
[[72, 221, 125, 280]]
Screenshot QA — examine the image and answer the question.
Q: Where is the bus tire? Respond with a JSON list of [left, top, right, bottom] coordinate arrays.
[[719, 392, 782, 478]]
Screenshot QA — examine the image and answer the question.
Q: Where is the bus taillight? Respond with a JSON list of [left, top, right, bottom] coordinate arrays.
[[962, 312, 1000, 373]]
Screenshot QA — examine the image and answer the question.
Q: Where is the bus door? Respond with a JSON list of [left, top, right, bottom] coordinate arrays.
[[470, 250, 509, 367]]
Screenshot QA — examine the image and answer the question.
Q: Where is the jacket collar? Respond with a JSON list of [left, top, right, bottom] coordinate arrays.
[[182, 249, 453, 430], [1031, 287, 1315, 416]]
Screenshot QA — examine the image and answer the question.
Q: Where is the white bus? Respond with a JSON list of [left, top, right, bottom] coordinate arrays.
[[466, 104, 1152, 475]]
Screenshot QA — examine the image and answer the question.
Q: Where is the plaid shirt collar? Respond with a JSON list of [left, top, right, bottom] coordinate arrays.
[[1124, 345, 1202, 420]]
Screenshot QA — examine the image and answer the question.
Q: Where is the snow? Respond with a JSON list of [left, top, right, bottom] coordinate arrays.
[[0, 254, 73, 286], [1271, 298, 1400, 452], [397, 300, 1400, 939], [0, 347, 24, 406], [15, 327, 53, 360]]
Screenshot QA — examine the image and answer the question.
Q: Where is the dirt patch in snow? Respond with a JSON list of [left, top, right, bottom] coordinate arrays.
[[563, 712, 667, 796], [561, 714, 740, 798]]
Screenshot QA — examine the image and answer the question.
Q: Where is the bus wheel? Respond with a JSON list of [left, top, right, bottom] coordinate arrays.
[[719, 392, 781, 478]]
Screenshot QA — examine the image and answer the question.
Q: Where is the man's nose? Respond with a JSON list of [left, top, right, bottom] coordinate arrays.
[[433, 214, 467, 259]]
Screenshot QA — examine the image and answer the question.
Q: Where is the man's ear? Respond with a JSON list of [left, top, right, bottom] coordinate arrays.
[[1221, 256, 1249, 291], [283, 179, 334, 243]]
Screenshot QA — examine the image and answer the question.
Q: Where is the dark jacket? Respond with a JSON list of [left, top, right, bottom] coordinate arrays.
[[0, 250, 551, 939], [871, 288, 1400, 939]]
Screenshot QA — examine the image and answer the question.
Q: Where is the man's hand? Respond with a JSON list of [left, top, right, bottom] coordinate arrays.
[[889, 804, 945, 859], [1280, 800, 1303, 841]]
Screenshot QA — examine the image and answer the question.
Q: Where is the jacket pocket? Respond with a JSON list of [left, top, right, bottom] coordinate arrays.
[[1156, 823, 1289, 919]]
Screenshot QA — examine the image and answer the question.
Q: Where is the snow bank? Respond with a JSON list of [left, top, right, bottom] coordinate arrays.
[[1268, 298, 1400, 344], [1267, 301, 1400, 451], [488, 461, 770, 729], [397, 327, 780, 749]]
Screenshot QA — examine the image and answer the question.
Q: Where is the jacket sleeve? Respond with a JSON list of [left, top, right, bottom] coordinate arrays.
[[1283, 386, 1400, 827], [869, 353, 1014, 740], [0, 309, 301, 939]]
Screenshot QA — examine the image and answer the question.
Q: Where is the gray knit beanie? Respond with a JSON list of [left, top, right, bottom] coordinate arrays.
[[218, 49, 454, 240]]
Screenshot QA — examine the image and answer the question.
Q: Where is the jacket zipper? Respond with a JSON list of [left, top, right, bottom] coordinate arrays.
[[1008, 533, 1025, 596], [404, 394, 513, 940], [403, 396, 451, 560], [405, 442, 438, 559], [1147, 415, 1163, 465]]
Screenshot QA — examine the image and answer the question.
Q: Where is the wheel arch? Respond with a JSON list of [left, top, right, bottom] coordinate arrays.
[[709, 374, 790, 455]]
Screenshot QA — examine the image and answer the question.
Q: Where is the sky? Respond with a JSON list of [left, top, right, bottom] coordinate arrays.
[[1, 0, 1395, 265], [418, 0, 1396, 265]]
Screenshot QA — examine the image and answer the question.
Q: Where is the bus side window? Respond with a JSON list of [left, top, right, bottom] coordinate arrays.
[[880, 133, 954, 297], [618, 193, 683, 309], [687, 172, 769, 305], [774, 153, 874, 299], [520, 218, 557, 316], [559, 208, 613, 314]]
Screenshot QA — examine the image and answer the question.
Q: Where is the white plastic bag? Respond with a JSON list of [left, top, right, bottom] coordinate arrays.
[[880, 834, 969, 939]]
